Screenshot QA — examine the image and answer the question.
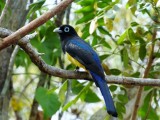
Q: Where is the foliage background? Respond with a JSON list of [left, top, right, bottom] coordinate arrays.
[[0, 0, 160, 120]]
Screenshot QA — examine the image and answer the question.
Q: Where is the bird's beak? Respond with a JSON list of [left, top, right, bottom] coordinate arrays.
[[53, 27, 62, 33]]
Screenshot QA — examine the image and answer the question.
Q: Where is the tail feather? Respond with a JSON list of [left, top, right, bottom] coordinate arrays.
[[90, 71, 118, 117]]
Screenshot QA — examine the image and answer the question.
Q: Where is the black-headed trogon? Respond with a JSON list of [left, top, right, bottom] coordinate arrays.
[[54, 25, 117, 117]]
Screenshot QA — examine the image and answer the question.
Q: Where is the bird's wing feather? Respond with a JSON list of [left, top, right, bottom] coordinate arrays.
[[65, 37, 104, 77]]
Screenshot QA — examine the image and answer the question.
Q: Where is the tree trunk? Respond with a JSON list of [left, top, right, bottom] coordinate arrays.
[[0, 0, 28, 119]]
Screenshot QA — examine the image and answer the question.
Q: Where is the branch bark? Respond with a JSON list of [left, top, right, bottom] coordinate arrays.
[[0, 27, 160, 86], [0, 0, 28, 119], [0, 0, 74, 51]]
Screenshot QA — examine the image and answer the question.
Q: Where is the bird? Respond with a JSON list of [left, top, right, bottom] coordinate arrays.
[[54, 25, 118, 117]]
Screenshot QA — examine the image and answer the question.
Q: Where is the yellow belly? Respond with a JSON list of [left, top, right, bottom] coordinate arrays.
[[66, 53, 86, 69]]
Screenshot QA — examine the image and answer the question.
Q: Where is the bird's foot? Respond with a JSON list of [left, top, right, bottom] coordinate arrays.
[[75, 66, 79, 72]]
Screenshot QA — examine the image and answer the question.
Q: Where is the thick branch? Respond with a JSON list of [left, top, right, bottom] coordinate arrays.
[[0, 27, 160, 86], [0, 0, 74, 51]]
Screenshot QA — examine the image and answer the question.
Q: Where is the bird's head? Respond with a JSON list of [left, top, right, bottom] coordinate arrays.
[[54, 25, 78, 40]]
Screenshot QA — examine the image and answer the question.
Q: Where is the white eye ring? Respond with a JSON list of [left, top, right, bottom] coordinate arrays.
[[64, 27, 70, 32]]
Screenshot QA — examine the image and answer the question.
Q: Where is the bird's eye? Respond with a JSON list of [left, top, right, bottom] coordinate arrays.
[[64, 27, 70, 32]]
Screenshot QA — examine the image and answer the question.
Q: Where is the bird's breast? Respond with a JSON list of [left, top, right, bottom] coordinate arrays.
[[66, 53, 86, 70]]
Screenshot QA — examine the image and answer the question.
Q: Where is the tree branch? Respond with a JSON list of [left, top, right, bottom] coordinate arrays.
[[0, 27, 160, 86], [0, 0, 74, 51]]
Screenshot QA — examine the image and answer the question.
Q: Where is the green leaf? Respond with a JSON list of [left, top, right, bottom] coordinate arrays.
[[131, 22, 139, 27], [97, 1, 110, 8], [15, 49, 31, 68], [128, 28, 136, 45], [92, 37, 98, 46], [63, 82, 92, 111], [41, 26, 61, 65], [117, 29, 128, 44], [35, 87, 61, 118], [76, 6, 94, 13], [76, 13, 95, 24], [81, 31, 90, 40], [77, 0, 95, 6], [131, 72, 140, 78], [101, 40, 112, 49], [116, 102, 125, 119], [126, 0, 137, 14], [139, 43, 146, 61], [122, 48, 129, 68], [99, 54, 110, 61], [109, 85, 117, 92], [138, 90, 159, 120], [117, 94, 128, 104], [0, 0, 5, 12], [97, 18, 105, 26], [84, 89, 101, 103], [98, 26, 112, 37], [59, 80, 68, 103], [110, 69, 121, 75], [27, 0, 45, 17], [71, 81, 85, 94]]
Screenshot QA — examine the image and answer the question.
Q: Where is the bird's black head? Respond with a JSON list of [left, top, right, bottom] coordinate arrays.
[[54, 25, 78, 40]]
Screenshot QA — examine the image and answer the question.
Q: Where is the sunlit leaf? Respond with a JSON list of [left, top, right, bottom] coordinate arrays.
[[89, 18, 97, 34], [76, 6, 94, 13], [77, 0, 95, 6], [76, 13, 95, 24], [106, 18, 113, 31], [117, 29, 128, 44], [97, 1, 110, 8], [126, 0, 137, 14]]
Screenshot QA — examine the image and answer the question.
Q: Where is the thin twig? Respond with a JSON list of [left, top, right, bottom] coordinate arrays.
[[1, 45, 19, 95], [1, 31, 37, 96], [131, 28, 157, 120], [143, 90, 154, 120]]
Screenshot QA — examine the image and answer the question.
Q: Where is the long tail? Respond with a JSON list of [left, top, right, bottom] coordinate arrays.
[[90, 71, 118, 117]]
